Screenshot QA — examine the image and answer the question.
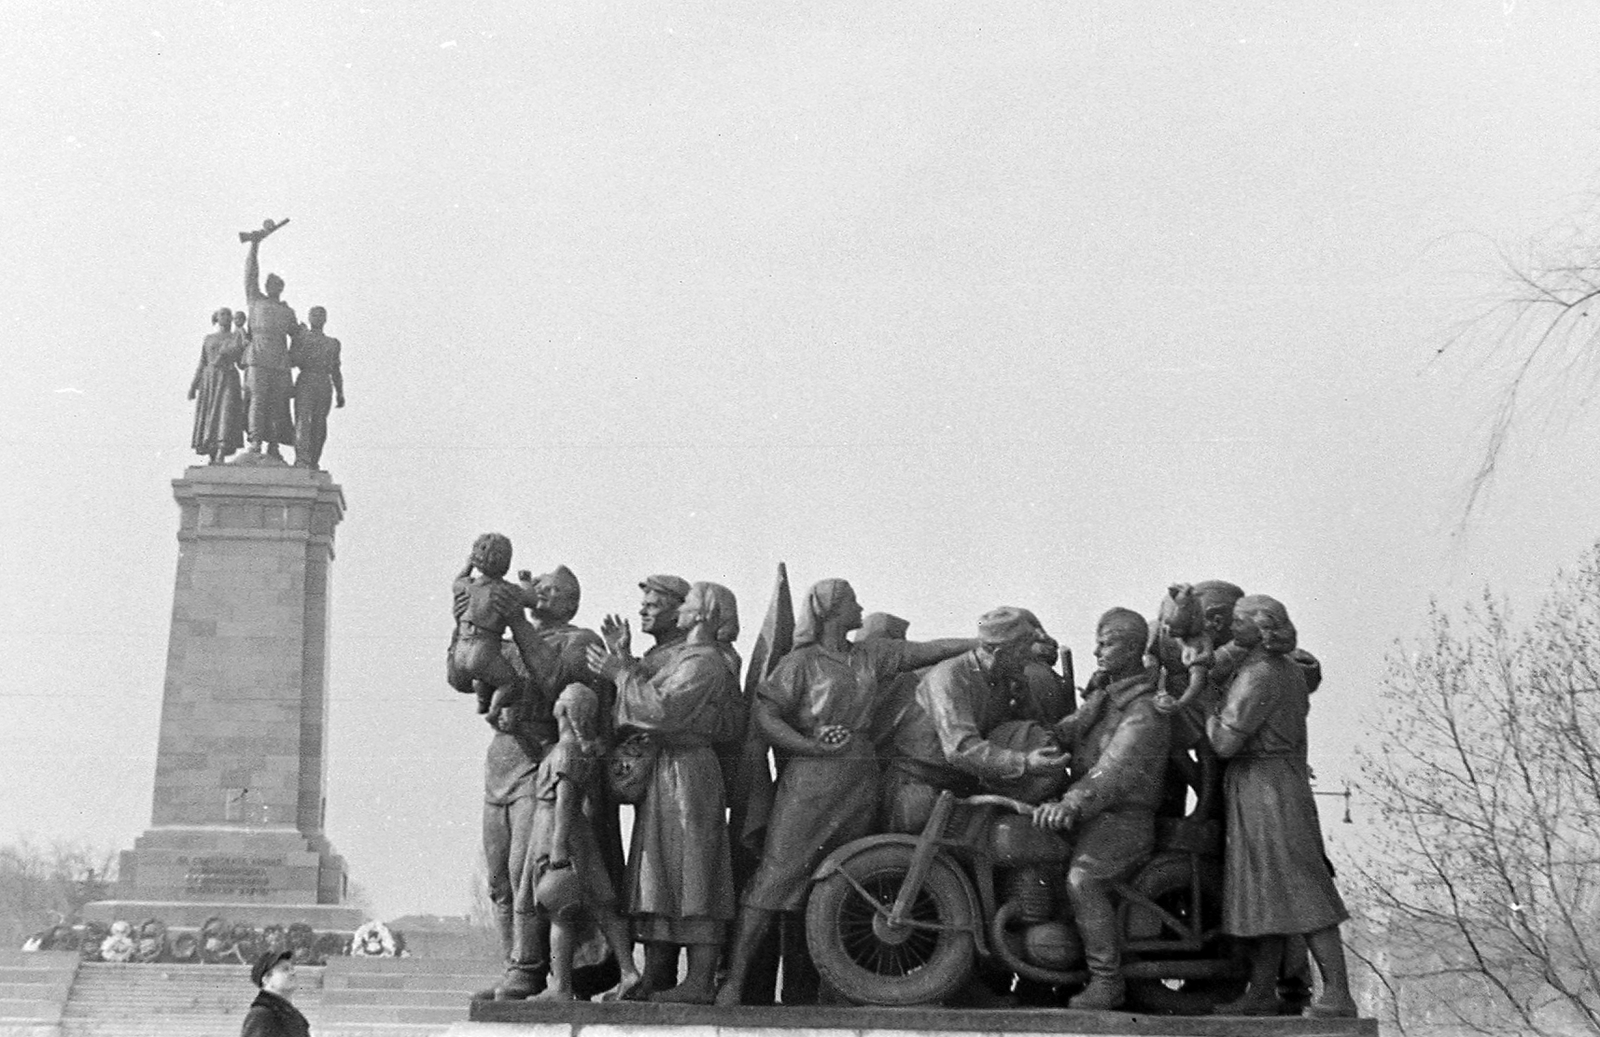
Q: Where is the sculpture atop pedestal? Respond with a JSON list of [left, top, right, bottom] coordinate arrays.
[[86, 463, 361, 930]]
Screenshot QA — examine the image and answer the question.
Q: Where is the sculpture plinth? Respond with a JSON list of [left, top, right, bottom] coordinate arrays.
[[86, 464, 361, 931]]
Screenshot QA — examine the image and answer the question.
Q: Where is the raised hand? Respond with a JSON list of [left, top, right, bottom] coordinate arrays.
[[600, 614, 633, 658], [586, 642, 623, 682]]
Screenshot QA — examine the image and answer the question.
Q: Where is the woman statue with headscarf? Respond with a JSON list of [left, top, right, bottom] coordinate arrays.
[[588, 582, 744, 1004], [714, 579, 975, 1005], [1204, 595, 1356, 1018], [187, 307, 245, 464]]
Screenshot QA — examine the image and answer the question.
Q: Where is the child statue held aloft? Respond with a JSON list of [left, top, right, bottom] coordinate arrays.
[[448, 533, 543, 724]]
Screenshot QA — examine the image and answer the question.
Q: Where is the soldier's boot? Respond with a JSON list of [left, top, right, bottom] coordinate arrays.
[[471, 904, 518, 1000], [1068, 975, 1125, 1011], [494, 967, 544, 1001], [1067, 874, 1124, 1012]]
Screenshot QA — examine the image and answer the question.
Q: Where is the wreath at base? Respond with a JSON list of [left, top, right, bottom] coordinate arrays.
[[350, 920, 397, 957]]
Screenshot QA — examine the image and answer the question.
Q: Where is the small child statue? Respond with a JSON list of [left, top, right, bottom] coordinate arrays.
[[530, 683, 642, 1001], [448, 533, 543, 723]]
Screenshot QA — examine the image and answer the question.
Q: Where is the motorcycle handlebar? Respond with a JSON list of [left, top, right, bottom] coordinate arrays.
[[955, 793, 1036, 815]]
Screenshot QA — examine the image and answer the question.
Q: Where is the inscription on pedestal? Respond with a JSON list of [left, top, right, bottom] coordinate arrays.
[[180, 855, 288, 898]]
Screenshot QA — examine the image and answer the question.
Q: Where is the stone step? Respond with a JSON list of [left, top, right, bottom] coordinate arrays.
[[0, 981, 74, 1000], [0, 951, 80, 1027], [319, 1027, 445, 1037], [62, 1022, 262, 1037], [319, 1005, 465, 1025], [322, 989, 478, 1008], [0, 952, 82, 978], [0, 950, 78, 967], [0, 997, 62, 1017], [0, 965, 77, 984], [60, 961, 326, 1037], [45, 958, 483, 1037], [322, 987, 472, 1009], [320, 958, 490, 1020], [331, 974, 488, 992]]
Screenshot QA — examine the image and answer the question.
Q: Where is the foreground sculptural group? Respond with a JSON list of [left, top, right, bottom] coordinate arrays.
[[187, 220, 346, 468], [448, 541, 1357, 1018]]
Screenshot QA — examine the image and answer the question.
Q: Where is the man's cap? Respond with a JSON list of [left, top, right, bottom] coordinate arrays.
[[977, 607, 1036, 647], [639, 574, 691, 602], [251, 949, 293, 987]]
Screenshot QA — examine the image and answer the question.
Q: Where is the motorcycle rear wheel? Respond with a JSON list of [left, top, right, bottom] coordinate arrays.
[[804, 843, 975, 1006]]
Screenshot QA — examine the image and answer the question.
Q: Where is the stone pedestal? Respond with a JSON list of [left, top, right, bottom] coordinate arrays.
[[465, 1002, 1381, 1035], [86, 464, 361, 931]]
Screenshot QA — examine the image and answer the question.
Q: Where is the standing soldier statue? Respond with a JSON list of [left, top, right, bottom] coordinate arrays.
[[240, 218, 297, 462], [290, 306, 345, 469]]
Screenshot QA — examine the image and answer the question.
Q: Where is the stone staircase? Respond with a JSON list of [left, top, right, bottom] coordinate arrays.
[[0, 949, 79, 1037], [58, 962, 324, 1037], [318, 957, 496, 1036], [0, 956, 496, 1037]]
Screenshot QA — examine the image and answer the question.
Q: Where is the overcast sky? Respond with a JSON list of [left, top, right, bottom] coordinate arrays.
[[4, 0, 1599, 921]]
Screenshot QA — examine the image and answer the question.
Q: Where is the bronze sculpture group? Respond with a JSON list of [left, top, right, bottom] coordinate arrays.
[[448, 545, 1358, 1019], [187, 220, 345, 468], [164, 223, 1366, 1024]]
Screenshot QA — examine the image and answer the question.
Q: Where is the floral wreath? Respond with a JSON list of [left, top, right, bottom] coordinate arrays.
[[100, 921, 135, 963], [350, 920, 396, 957]]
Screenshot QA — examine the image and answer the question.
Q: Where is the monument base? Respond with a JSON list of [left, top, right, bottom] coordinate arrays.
[[80, 899, 363, 930], [112, 825, 348, 905], [463, 1001, 1378, 1036], [86, 824, 360, 931]]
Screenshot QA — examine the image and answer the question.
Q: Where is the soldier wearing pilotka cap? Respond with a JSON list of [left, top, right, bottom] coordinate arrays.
[[1033, 607, 1173, 1011], [880, 607, 1069, 834]]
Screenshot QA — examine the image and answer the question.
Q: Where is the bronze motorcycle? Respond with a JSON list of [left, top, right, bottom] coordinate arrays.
[[805, 788, 1245, 1013]]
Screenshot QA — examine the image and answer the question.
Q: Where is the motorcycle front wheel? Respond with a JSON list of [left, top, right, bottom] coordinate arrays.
[[804, 843, 976, 1006]]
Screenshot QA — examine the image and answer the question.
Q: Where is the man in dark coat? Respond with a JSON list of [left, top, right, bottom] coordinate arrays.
[[242, 950, 311, 1037]]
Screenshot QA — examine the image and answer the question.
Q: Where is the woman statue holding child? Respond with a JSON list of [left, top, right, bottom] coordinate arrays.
[[1203, 594, 1356, 1018]]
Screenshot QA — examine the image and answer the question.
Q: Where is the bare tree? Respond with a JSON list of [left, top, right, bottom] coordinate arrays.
[[1357, 542, 1600, 1036], [0, 839, 117, 948], [1438, 205, 1600, 517]]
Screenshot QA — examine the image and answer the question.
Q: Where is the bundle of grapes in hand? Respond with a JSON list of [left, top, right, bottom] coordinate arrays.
[[816, 724, 852, 749]]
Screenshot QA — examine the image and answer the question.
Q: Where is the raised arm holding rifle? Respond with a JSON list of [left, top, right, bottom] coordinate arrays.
[[239, 219, 297, 461]]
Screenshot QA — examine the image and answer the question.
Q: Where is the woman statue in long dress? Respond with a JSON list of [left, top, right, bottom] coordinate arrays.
[[187, 307, 245, 464], [715, 579, 974, 1005], [1205, 595, 1357, 1018], [588, 581, 745, 1004]]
